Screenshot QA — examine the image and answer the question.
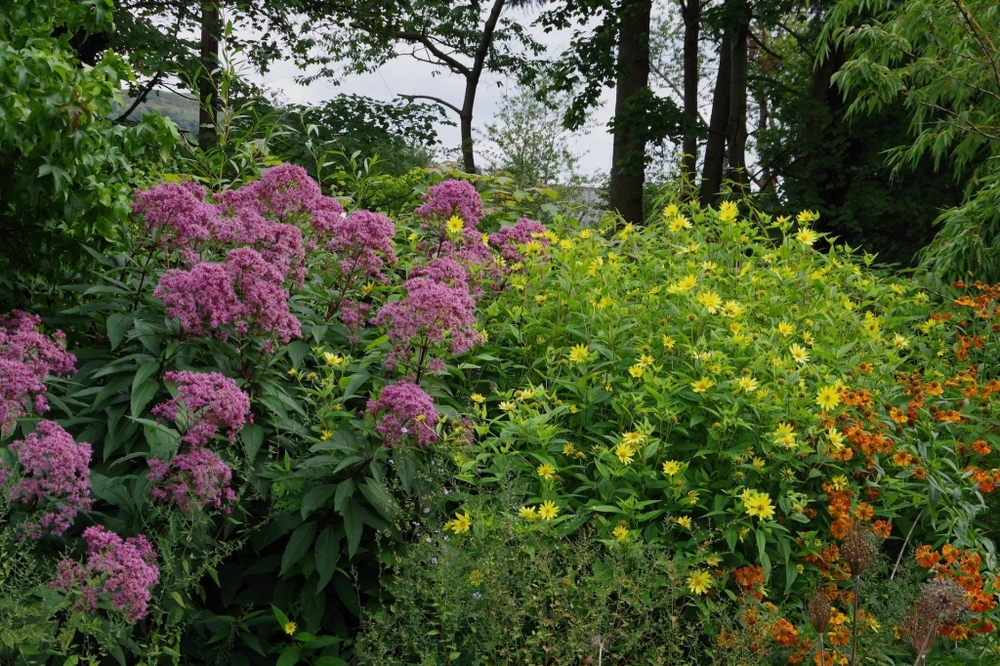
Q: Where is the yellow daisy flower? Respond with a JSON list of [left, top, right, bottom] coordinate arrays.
[[687, 570, 713, 594], [691, 377, 715, 393], [718, 201, 739, 223], [816, 385, 841, 411], [447, 215, 464, 234], [796, 227, 819, 245], [662, 460, 682, 475], [676, 516, 693, 529], [537, 463, 556, 480], [615, 442, 636, 465], [789, 343, 810, 364], [697, 291, 723, 314], [569, 343, 591, 363], [537, 500, 559, 520]]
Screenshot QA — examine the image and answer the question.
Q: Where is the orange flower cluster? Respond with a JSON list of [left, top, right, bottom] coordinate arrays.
[[821, 484, 856, 540], [839, 388, 872, 408], [770, 618, 799, 647], [934, 409, 966, 424], [951, 280, 1000, 319], [963, 464, 1000, 493], [734, 564, 767, 600], [915, 543, 999, 640]]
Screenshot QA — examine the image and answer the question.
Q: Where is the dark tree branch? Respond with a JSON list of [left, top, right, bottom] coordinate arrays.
[[395, 29, 472, 76], [115, 72, 163, 123], [399, 93, 462, 116]]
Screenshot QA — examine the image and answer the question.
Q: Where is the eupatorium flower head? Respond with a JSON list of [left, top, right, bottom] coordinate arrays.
[[53, 526, 159, 623], [132, 181, 215, 255], [147, 448, 235, 512], [155, 248, 301, 346], [6, 420, 92, 537], [415, 180, 484, 229], [489, 218, 549, 265], [0, 311, 76, 434], [326, 210, 397, 281], [366, 381, 439, 447], [152, 371, 251, 446], [371, 276, 482, 373]]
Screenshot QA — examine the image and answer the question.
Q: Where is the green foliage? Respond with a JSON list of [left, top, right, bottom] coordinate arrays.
[[480, 84, 585, 187], [0, 0, 178, 302], [752, 6, 967, 266], [822, 0, 1000, 279], [358, 519, 748, 666], [443, 198, 1000, 663]]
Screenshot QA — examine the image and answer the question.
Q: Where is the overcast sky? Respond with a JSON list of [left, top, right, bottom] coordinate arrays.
[[245, 7, 619, 179]]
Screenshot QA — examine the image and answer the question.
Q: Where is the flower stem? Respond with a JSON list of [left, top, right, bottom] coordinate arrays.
[[851, 575, 860, 665]]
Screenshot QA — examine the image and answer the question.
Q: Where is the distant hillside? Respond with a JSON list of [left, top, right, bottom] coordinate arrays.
[[117, 90, 200, 136]]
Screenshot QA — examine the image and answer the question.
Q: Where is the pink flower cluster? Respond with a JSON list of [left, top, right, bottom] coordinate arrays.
[[371, 275, 482, 374], [147, 371, 246, 512], [415, 179, 484, 228], [155, 247, 301, 346], [132, 181, 216, 261], [366, 381, 439, 447], [325, 210, 397, 282], [53, 526, 159, 623], [151, 371, 251, 446], [147, 448, 235, 513], [4, 420, 93, 538], [137, 166, 359, 348], [219, 163, 345, 239], [0, 311, 76, 434], [489, 218, 550, 265], [135, 166, 340, 284]]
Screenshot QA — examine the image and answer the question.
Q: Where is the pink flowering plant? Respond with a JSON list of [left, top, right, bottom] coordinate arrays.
[[0, 151, 565, 664]]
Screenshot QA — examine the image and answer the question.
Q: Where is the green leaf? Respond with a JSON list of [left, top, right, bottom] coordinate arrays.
[[301, 484, 337, 518], [343, 498, 363, 558], [280, 522, 317, 576], [334, 479, 355, 513], [276, 647, 301, 666], [359, 478, 398, 522], [106, 313, 132, 350], [130, 378, 159, 419], [315, 526, 340, 593], [272, 604, 290, 627], [241, 424, 264, 460], [287, 341, 311, 368]]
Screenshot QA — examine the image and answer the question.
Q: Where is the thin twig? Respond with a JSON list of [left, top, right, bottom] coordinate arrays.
[[891, 508, 924, 580]]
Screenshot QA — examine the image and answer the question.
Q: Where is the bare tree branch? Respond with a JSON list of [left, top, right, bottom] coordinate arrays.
[[398, 93, 462, 116]]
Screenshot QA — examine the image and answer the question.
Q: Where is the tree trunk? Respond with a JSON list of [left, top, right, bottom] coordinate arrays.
[[458, 0, 508, 173], [609, 0, 652, 225], [699, 30, 732, 206], [199, 0, 220, 150], [680, 0, 702, 198], [459, 112, 476, 173], [725, 2, 750, 193]]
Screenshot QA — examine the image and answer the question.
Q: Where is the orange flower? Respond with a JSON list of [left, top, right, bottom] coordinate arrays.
[[934, 409, 965, 424], [942, 544, 962, 565], [915, 545, 940, 568], [889, 407, 908, 424], [973, 440, 992, 455], [717, 627, 738, 648], [892, 450, 915, 467], [871, 520, 892, 539], [827, 624, 850, 647], [857, 362, 873, 374], [924, 381, 944, 396], [854, 503, 874, 521], [831, 516, 853, 539], [770, 618, 799, 647]]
